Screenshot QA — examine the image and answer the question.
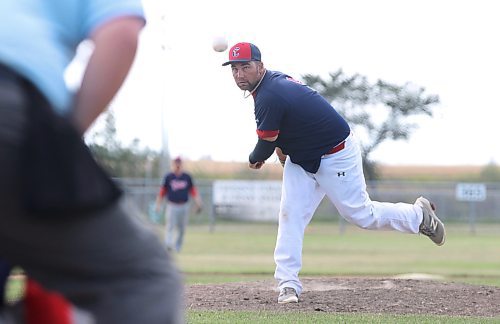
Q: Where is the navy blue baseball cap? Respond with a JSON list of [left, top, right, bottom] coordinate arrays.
[[222, 42, 261, 66]]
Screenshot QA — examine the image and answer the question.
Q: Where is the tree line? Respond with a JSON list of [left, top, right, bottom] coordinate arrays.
[[87, 110, 164, 179]]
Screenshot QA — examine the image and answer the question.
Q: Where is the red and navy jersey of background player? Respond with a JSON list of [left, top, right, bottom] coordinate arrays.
[[161, 172, 194, 204], [253, 70, 350, 173]]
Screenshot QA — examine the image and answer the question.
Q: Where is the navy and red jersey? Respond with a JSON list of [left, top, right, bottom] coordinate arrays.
[[159, 172, 196, 204], [253, 70, 350, 173]]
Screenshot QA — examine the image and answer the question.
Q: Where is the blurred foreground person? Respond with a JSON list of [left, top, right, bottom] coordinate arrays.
[[0, 1, 183, 323]]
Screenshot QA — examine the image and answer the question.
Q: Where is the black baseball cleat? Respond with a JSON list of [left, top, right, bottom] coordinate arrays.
[[415, 197, 446, 246]]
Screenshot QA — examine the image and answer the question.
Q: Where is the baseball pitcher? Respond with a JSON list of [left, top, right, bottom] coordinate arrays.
[[222, 42, 446, 304]]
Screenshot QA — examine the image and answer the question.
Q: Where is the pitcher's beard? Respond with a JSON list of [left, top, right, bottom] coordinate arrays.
[[237, 81, 255, 91]]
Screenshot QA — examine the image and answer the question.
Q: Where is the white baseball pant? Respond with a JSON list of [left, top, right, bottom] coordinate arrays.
[[274, 132, 423, 295]]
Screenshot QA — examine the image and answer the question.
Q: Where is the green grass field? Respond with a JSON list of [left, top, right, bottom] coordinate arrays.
[[186, 311, 500, 324], [178, 222, 500, 286]]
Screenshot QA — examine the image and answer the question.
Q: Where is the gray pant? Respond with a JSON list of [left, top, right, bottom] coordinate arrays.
[[0, 69, 184, 323], [165, 203, 190, 252]]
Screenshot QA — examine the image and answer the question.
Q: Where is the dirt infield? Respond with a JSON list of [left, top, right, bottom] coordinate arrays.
[[186, 277, 500, 317]]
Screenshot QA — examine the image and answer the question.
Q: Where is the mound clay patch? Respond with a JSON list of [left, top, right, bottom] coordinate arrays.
[[187, 277, 500, 317]]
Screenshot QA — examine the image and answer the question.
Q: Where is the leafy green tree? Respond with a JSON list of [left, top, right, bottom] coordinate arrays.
[[87, 110, 162, 178], [302, 69, 439, 179], [480, 161, 500, 181]]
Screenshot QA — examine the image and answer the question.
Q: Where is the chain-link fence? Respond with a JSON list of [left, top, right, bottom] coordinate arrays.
[[117, 178, 500, 230]]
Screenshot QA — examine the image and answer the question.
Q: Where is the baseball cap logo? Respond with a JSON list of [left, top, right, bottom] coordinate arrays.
[[222, 42, 261, 66], [232, 47, 240, 58]]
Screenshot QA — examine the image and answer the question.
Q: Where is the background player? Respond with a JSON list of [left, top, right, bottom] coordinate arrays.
[[156, 156, 203, 252], [222, 42, 446, 304]]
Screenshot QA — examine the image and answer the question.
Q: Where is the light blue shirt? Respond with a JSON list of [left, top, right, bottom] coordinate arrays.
[[0, 0, 145, 114]]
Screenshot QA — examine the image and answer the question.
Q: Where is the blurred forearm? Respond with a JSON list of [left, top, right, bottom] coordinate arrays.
[[71, 17, 144, 134]]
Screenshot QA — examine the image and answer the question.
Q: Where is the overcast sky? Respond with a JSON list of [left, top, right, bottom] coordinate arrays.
[[79, 0, 500, 166]]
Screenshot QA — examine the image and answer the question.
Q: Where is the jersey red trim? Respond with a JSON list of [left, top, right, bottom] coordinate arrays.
[[189, 186, 198, 197], [159, 187, 167, 198], [256, 129, 279, 139]]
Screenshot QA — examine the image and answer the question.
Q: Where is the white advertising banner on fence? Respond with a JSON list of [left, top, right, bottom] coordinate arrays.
[[213, 180, 282, 221], [455, 183, 487, 202]]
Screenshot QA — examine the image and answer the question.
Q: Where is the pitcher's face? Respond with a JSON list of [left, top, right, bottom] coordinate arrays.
[[231, 61, 263, 91]]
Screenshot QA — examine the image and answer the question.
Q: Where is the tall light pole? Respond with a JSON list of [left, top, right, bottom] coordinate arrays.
[[158, 13, 170, 177]]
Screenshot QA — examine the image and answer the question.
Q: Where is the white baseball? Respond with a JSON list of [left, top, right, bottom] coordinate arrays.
[[212, 36, 228, 52]]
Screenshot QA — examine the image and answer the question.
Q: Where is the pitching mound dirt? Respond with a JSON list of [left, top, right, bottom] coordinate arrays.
[[186, 277, 500, 317]]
